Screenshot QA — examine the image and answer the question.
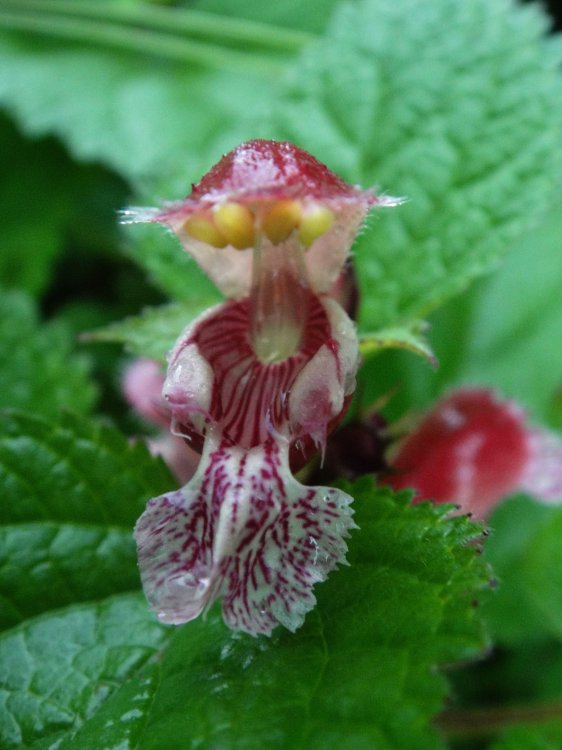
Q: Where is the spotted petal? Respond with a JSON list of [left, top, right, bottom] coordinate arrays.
[[135, 433, 355, 636]]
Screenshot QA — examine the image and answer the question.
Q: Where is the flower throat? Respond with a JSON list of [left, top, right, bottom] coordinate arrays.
[[250, 237, 310, 364]]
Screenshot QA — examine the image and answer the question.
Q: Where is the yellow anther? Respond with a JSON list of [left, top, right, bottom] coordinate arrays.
[[213, 202, 255, 250], [184, 214, 227, 248], [262, 200, 302, 244], [298, 203, 335, 247]]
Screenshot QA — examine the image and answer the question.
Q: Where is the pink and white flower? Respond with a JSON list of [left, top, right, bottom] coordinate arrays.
[[125, 140, 399, 635], [384, 388, 562, 518], [121, 358, 200, 484]]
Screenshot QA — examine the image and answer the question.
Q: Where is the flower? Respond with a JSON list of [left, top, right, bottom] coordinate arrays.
[[125, 140, 399, 635], [121, 358, 200, 484], [384, 388, 562, 518]]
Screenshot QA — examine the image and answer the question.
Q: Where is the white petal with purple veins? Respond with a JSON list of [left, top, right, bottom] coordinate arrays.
[[135, 432, 355, 636]]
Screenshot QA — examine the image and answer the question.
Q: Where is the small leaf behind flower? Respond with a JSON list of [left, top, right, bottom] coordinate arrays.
[[359, 321, 437, 367], [83, 297, 220, 362]]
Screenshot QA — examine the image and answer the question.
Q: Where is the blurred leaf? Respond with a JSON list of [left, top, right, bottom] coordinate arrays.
[[0, 3, 288, 189], [480, 496, 562, 646], [490, 720, 562, 750], [0, 289, 97, 418], [269, 0, 562, 330], [0, 116, 74, 295], [0, 410, 174, 629], [121, 221, 222, 304], [452, 198, 562, 422], [85, 296, 221, 362], [193, 0, 338, 33], [520, 510, 562, 642], [359, 195, 562, 423]]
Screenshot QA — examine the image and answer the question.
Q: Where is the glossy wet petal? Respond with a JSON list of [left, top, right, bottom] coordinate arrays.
[[135, 434, 354, 635]]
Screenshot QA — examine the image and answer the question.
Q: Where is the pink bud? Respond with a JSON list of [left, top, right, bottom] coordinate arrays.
[[122, 358, 168, 428], [384, 389, 533, 517]]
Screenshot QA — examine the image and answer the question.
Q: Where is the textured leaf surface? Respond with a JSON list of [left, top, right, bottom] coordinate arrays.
[[0, 290, 97, 418], [269, 0, 562, 330], [3, 0, 560, 339], [0, 411, 174, 629], [0, 473, 489, 750], [86, 297, 221, 362], [0, 594, 168, 750], [130, 483, 489, 750], [358, 194, 562, 425], [453, 198, 562, 421]]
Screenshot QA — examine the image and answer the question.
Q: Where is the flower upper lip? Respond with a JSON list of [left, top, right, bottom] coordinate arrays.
[[122, 140, 401, 300], [187, 139, 375, 204]]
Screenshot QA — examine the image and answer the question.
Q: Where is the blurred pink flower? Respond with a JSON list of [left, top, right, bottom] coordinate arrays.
[[122, 357, 199, 484], [384, 388, 562, 518]]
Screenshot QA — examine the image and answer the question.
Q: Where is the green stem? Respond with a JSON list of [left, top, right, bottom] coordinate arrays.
[[0, 9, 286, 74], [436, 700, 562, 739], [0, 0, 314, 52]]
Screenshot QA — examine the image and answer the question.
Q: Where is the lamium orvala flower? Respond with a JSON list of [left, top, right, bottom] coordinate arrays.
[[124, 140, 399, 636], [384, 388, 562, 518]]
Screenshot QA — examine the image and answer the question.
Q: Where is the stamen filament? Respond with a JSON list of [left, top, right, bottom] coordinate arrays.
[[250, 238, 309, 364]]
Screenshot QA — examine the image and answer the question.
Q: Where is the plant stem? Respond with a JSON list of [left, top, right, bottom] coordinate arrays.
[[436, 700, 562, 739]]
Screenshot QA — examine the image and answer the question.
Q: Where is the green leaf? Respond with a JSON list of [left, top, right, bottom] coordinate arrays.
[[451, 197, 562, 422], [121, 222, 223, 305], [0, 410, 174, 628], [0, 115, 73, 296], [84, 297, 221, 362], [490, 721, 562, 750], [131, 483, 489, 750], [0, 0, 308, 68], [356, 193, 562, 424], [359, 321, 437, 367], [0, 289, 97, 418], [480, 497, 562, 646], [0, 593, 169, 750], [193, 0, 338, 34], [519, 511, 562, 642], [0, 475, 489, 749], [53, 659, 163, 750], [270, 0, 562, 330]]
